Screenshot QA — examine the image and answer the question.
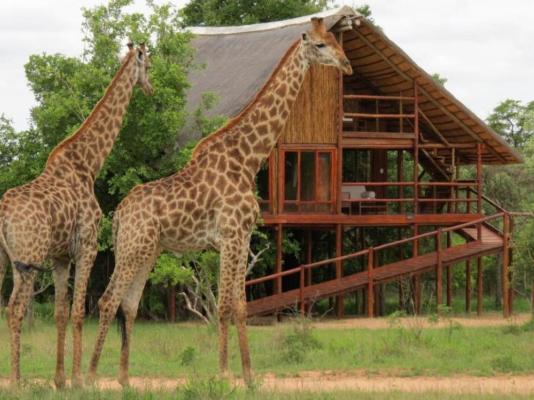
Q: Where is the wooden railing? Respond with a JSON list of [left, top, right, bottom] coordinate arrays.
[[342, 94, 415, 135], [341, 181, 480, 214], [246, 212, 511, 316]]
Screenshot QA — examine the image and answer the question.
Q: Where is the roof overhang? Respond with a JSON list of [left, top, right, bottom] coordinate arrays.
[[183, 7, 521, 165]]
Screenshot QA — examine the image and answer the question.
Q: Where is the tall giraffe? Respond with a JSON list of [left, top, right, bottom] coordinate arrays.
[[87, 18, 352, 386], [0, 43, 152, 388]]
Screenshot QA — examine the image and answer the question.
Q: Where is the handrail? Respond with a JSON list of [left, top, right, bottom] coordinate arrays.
[[467, 187, 507, 213], [247, 213, 507, 290]]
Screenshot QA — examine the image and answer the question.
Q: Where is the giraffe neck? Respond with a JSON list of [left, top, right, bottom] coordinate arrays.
[[45, 53, 137, 183], [192, 41, 310, 188]]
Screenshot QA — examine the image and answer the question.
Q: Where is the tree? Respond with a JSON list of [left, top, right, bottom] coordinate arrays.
[[487, 99, 534, 150], [431, 73, 447, 87], [181, 0, 328, 26]]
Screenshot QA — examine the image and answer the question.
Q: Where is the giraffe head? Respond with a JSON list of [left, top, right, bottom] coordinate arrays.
[[127, 42, 154, 96], [301, 17, 353, 75]]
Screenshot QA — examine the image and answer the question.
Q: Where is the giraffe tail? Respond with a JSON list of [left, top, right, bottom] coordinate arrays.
[[116, 306, 127, 350]]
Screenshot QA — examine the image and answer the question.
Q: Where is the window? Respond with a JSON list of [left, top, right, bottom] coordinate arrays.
[[281, 149, 335, 213], [256, 154, 273, 213]]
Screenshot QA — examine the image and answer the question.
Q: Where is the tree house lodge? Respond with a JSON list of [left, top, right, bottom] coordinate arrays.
[[185, 7, 522, 318]]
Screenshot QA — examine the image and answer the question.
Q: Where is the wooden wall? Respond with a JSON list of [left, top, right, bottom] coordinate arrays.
[[280, 65, 340, 144]]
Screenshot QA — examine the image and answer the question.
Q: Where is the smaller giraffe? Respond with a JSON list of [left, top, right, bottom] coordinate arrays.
[[0, 43, 152, 388], [86, 17, 351, 387]]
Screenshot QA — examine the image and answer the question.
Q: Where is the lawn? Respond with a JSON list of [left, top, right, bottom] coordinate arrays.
[[0, 314, 533, 381]]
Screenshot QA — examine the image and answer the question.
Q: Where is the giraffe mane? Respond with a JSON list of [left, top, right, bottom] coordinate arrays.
[[192, 39, 301, 158], [46, 51, 136, 166]]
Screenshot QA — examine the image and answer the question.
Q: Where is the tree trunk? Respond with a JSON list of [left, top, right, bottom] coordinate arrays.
[[167, 286, 176, 322]]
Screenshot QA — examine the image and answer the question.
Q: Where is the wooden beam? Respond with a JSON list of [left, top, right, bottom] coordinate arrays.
[[419, 108, 450, 146]]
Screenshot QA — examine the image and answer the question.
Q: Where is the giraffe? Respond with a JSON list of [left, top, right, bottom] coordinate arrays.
[[86, 17, 352, 387], [0, 42, 152, 388]]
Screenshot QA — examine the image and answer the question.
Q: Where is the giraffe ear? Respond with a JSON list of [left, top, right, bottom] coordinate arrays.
[[127, 41, 134, 51]]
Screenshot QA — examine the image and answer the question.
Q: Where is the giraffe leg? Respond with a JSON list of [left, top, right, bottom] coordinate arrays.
[[71, 245, 97, 388], [117, 264, 153, 387], [233, 241, 252, 386], [218, 237, 242, 378], [7, 269, 37, 385], [0, 249, 8, 311], [52, 260, 71, 389]]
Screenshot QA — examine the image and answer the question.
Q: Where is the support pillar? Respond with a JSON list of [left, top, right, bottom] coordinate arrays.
[[503, 214, 510, 317], [477, 257, 483, 316], [466, 259, 472, 313], [335, 224, 344, 317], [367, 248, 374, 318], [446, 232, 452, 307]]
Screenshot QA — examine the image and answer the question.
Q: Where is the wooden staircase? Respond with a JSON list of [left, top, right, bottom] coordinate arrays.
[[247, 214, 509, 317]]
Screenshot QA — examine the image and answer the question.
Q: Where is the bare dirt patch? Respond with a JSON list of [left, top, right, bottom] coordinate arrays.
[[3, 372, 534, 395], [308, 312, 531, 330]]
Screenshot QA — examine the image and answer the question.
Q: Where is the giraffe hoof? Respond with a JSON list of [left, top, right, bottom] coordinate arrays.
[[86, 373, 97, 387], [71, 375, 84, 389], [54, 374, 66, 389], [118, 375, 130, 388]]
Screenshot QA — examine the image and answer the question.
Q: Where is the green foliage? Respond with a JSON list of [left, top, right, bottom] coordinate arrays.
[[431, 73, 447, 86], [181, 0, 328, 26], [487, 99, 534, 150], [279, 318, 322, 364], [180, 345, 198, 366], [182, 376, 235, 400], [18, 0, 194, 226], [150, 253, 194, 288]]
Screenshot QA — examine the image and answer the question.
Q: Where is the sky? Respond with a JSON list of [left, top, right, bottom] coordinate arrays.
[[1, 0, 533, 131]]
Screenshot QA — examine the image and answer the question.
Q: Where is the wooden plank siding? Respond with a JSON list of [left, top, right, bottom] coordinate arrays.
[[281, 65, 339, 144]]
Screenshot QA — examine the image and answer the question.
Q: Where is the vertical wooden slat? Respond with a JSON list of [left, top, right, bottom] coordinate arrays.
[[446, 232, 452, 307]]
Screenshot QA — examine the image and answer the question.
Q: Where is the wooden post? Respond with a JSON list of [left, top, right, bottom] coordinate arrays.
[[477, 256, 483, 316], [412, 224, 421, 314], [397, 150, 404, 214], [446, 232, 452, 307], [502, 213, 510, 317], [466, 259, 471, 313], [436, 229, 443, 310], [413, 276, 421, 315], [335, 224, 344, 317], [275, 224, 282, 295], [299, 264, 305, 314], [476, 143, 483, 240], [414, 83, 419, 215], [367, 248, 374, 318]]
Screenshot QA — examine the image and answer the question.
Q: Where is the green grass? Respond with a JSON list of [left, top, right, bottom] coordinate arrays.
[[1, 315, 534, 381], [1, 384, 534, 400]]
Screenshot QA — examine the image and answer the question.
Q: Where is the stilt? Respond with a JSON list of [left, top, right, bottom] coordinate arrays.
[[335, 224, 344, 318], [465, 259, 471, 313], [503, 214, 510, 318], [446, 232, 452, 307], [477, 257, 483, 316], [367, 248, 374, 318], [436, 229, 443, 310]]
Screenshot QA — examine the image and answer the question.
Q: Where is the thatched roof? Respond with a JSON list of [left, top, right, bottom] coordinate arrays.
[[183, 6, 521, 164]]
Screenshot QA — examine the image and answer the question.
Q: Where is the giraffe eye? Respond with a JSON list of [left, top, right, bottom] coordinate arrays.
[[315, 43, 326, 49]]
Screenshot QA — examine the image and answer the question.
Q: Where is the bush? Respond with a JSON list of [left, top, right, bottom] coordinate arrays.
[[279, 318, 322, 364]]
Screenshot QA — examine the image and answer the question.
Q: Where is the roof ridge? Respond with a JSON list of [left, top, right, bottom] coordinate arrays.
[[186, 5, 357, 36]]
